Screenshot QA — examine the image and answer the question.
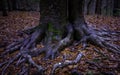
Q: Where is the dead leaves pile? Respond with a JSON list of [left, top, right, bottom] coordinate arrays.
[[0, 11, 40, 45], [85, 15, 120, 31]]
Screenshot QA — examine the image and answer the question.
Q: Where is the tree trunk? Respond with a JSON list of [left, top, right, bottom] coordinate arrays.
[[1, 0, 8, 16], [84, 0, 96, 15], [101, 0, 107, 15], [84, 0, 90, 15], [95, 0, 101, 14], [101, 0, 114, 16], [40, 0, 68, 26], [88, 0, 96, 15], [7, 0, 12, 11], [114, 0, 120, 16], [107, 0, 114, 16]]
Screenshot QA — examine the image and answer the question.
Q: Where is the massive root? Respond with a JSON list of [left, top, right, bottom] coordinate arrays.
[[0, 20, 120, 75]]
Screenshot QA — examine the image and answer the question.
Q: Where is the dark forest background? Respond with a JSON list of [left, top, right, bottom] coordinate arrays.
[[0, 0, 120, 16]]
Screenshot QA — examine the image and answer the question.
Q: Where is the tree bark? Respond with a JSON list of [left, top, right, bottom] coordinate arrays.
[[1, 0, 8, 16], [95, 0, 101, 14], [40, 0, 68, 26], [12, 0, 17, 10], [107, 0, 114, 16], [101, 0, 114, 16], [84, 0, 96, 15], [7, 0, 12, 11]]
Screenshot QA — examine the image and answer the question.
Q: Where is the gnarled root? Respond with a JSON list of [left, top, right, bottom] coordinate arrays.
[[73, 21, 120, 55], [51, 52, 83, 75], [0, 23, 75, 74], [0, 27, 45, 75], [0, 21, 120, 75], [88, 33, 120, 54], [44, 23, 73, 59]]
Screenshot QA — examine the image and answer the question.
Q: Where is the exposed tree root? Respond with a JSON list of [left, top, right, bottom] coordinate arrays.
[[44, 24, 73, 59], [1, 53, 21, 75], [19, 65, 29, 75], [73, 19, 120, 54], [23, 54, 44, 72], [51, 52, 83, 75], [0, 21, 120, 75], [88, 33, 120, 54]]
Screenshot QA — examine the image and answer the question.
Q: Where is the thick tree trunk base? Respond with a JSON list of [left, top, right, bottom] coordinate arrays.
[[0, 21, 120, 75]]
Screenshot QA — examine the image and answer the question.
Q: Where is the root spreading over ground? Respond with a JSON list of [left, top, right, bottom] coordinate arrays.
[[0, 12, 120, 75]]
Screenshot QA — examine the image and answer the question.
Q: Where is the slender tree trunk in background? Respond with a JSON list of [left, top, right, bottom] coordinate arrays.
[[84, 0, 97, 15], [95, 0, 101, 14], [1, 0, 8, 16], [7, 0, 12, 11], [101, 0, 107, 15], [89, 0, 96, 15], [107, 0, 114, 16], [26, 0, 32, 11], [84, 0, 90, 15], [12, 0, 17, 10], [114, 0, 120, 16], [101, 0, 114, 16], [16, 0, 20, 10]]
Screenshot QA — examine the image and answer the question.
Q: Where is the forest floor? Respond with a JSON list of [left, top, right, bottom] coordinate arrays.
[[0, 11, 120, 75]]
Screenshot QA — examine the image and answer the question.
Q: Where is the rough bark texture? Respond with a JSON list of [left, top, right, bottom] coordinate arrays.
[[84, 0, 96, 15], [40, 0, 68, 27], [101, 0, 114, 16]]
